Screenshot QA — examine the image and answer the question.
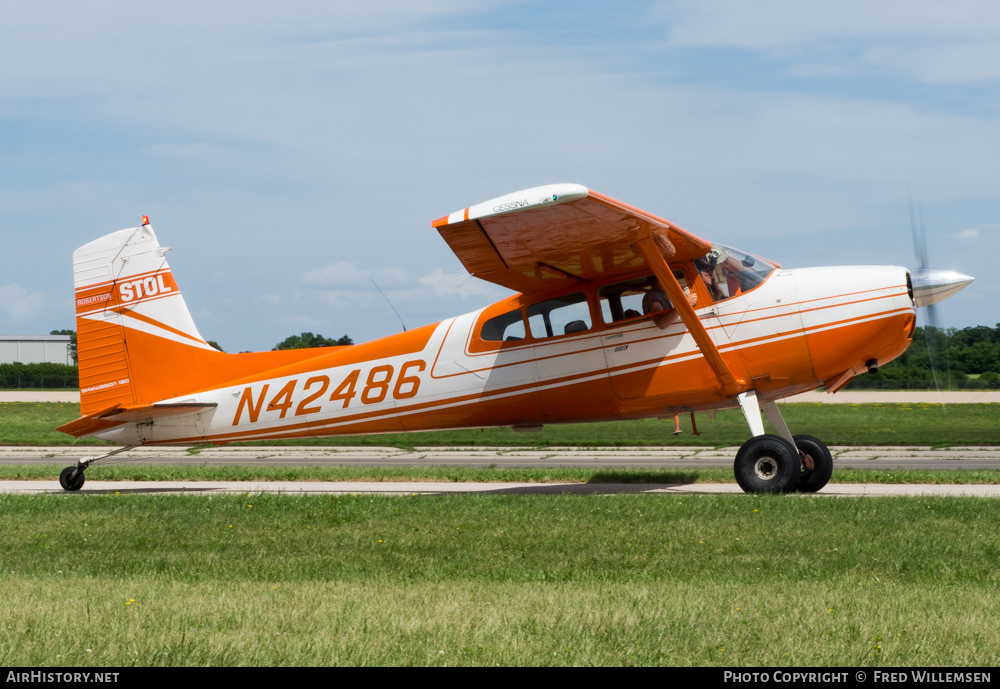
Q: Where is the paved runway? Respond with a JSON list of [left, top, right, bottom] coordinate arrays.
[[3, 445, 999, 497], [4, 445, 1000, 470]]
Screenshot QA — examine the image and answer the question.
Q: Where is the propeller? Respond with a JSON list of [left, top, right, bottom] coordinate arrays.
[[908, 204, 974, 392]]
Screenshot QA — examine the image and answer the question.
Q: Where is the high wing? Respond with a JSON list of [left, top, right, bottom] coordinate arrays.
[[432, 183, 712, 294], [434, 183, 747, 395]]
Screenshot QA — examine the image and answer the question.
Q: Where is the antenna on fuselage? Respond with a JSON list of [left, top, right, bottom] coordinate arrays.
[[370, 278, 407, 332]]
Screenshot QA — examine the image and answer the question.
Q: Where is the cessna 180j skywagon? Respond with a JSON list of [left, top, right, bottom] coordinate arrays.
[[58, 183, 973, 493]]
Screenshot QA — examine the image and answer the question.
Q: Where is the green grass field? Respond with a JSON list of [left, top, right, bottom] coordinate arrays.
[[4, 403, 999, 667], [1, 492, 997, 666], [2, 402, 999, 447]]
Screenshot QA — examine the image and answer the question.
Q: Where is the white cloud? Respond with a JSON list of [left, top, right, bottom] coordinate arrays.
[[420, 268, 498, 298], [656, 1, 1000, 83], [311, 289, 379, 310], [255, 292, 281, 305], [956, 228, 980, 241], [143, 143, 227, 162], [0, 284, 45, 321], [274, 313, 325, 329], [302, 262, 409, 287], [658, 1, 1000, 48]]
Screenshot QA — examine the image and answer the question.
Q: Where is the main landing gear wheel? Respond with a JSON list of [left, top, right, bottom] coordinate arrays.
[[793, 434, 833, 493], [734, 434, 800, 494], [59, 466, 86, 492]]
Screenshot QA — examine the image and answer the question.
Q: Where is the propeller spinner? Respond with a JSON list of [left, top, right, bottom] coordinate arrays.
[[909, 268, 974, 308]]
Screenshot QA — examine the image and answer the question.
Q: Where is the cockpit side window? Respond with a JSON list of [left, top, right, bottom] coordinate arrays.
[[695, 244, 775, 302], [480, 309, 526, 342], [526, 292, 591, 338]]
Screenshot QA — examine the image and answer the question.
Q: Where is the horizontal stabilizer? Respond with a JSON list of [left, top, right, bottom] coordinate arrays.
[[57, 402, 217, 438]]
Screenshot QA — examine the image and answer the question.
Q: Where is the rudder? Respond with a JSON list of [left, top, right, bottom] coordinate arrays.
[[73, 222, 214, 415]]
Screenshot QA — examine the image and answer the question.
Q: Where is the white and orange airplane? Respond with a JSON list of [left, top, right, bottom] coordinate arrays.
[[58, 184, 973, 493]]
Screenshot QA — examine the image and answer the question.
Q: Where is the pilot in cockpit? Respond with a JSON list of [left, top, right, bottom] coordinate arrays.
[[696, 254, 727, 301]]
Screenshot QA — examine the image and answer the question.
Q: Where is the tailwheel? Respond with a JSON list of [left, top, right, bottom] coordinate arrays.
[[56, 445, 135, 491], [59, 466, 86, 492], [734, 434, 800, 494], [793, 434, 833, 493]]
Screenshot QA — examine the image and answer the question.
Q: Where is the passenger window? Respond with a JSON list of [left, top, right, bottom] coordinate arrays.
[[480, 309, 526, 342], [600, 272, 688, 324], [526, 293, 591, 338]]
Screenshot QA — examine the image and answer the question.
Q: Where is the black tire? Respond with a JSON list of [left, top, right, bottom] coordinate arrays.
[[793, 434, 833, 493], [734, 435, 800, 494], [59, 466, 85, 492]]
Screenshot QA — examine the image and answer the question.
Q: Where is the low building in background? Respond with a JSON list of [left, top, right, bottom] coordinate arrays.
[[0, 335, 73, 365]]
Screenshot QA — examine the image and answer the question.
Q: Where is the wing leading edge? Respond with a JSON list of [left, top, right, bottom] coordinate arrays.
[[432, 183, 713, 294]]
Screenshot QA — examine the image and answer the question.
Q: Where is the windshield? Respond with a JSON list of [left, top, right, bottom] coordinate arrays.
[[695, 244, 775, 302]]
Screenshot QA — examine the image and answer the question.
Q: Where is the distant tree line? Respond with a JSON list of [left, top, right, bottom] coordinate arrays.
[[0, 362, 78, 389], [272, 332, 354, 350], [846, 325, 1000, 390]]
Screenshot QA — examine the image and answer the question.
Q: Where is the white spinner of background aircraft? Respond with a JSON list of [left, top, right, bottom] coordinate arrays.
[[58, 184, 973, 493]]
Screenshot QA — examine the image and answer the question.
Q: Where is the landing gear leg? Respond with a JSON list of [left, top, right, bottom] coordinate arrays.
[[58, 445, 136, 492], [733, 390, 833, 493]]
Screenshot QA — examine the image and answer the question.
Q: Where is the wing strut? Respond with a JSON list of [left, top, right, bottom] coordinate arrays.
[[635, 234, 749, 396]]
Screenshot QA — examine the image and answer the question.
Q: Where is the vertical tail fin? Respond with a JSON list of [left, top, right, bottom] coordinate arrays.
[[74, 222, 215, 415]]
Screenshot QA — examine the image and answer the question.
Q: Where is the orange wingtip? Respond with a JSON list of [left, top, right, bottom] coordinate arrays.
[[431, 214, 450, 227]]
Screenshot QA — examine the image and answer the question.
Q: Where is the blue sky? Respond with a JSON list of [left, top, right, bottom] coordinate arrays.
[[1, 1, 997, 351]]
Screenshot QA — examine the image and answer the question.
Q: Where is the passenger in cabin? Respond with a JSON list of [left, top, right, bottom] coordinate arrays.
[[642, 279, 697, 314], [642, 277, 697, 330], [642, 279, 671, 315]]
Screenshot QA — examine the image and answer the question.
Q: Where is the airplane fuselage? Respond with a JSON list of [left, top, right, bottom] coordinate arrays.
[[93, 263, 915, 446]]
